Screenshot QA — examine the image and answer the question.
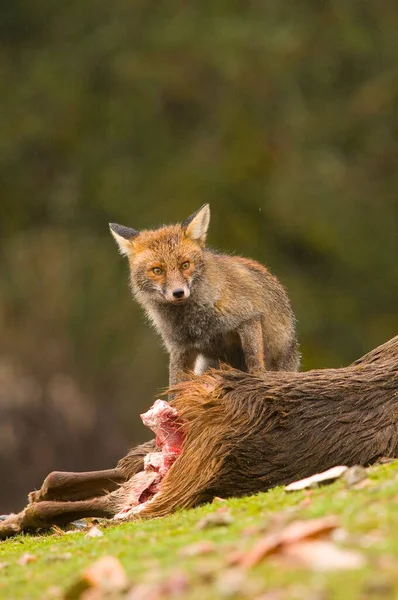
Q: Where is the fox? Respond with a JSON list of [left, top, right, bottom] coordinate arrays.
[[109, 204, 299, 388]]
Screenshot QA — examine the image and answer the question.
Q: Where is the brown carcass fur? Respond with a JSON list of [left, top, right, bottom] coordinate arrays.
[[1, 335, 398, 538]]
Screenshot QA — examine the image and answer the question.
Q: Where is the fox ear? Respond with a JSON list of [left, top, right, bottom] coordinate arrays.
[[109, 223, 139, 256], [182, 204, 210, 246]]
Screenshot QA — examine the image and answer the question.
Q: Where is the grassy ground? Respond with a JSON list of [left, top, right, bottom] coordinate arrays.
[[1, 461, 398, 599]]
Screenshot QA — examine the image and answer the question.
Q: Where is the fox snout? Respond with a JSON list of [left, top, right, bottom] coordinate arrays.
[[164, 286, 190, 303]]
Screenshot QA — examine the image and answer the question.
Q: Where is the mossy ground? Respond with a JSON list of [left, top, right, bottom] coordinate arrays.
[[1, 461, 398, 599]]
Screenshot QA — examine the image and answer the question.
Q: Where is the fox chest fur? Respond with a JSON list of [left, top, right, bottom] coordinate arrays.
[[148, 295, 244, 350]]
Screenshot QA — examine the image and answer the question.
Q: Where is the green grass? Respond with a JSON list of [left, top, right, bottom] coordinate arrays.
[[1, 461, 398, 599]]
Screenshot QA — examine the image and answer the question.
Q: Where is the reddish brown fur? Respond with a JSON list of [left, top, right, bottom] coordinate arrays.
[[1, 335, 398, 538], [132, 335, 398, 518]]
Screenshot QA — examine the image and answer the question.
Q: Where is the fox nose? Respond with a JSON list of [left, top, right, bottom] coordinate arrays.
[[172, 289, 185, 299]]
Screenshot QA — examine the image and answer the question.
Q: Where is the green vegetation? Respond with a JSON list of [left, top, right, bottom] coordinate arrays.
[[1, 1, 398, 511], [2, 461, 398, 599]]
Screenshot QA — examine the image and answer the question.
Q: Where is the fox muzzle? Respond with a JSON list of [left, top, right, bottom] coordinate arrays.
[[164, 286, 191, 303]]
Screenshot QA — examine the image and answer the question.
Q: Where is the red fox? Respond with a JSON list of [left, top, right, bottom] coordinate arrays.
[[110, 204, 299, 387]]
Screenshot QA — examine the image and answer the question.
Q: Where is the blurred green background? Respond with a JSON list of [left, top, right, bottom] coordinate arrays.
[[1, 1, 397, 511]]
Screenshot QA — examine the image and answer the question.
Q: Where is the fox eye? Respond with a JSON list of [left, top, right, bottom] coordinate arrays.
[[152, 267, 163, 275], [181, 261, 190, 270]]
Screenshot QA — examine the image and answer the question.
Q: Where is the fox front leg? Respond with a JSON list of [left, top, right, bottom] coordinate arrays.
[[169, 349, 198, 388], [237, 318, 265, 374]]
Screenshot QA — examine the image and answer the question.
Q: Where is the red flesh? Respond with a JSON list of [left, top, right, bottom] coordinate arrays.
[[114, 400, 183, 519]]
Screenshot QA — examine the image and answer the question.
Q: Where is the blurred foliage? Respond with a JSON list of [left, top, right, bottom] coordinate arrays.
[[0, 0, 397, 510]]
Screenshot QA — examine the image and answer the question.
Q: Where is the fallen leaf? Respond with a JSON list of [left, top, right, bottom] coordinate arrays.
[[241, 525, 266, 537], [351, 478, 371, 490], [363, 580, 394, 596], [79, 590, 105, 600], [0, 562, 9, 570], [279, 516, 340, 543], [45, 553, 72, 563], [195, 563, 217, 583], [216, 569, 246, 597], [330, 528, 349, 543], [85, 526, 103, 538], [197, 509, 233, 530], [359, 529, 384, 548], [253, 593, 284, 600], [213, 497, 228, 503], [216, 569, 257, 598], [239, 516, 339, 568], [225, 549, 245, 567], [374, 457, 396, 465], [238, 531, 283, 568], [126, 572, 189, 600], [376, 555, 397, 571], [343, 466, 367, 487], [65, 555, 128, 599], [45, 586, 63, 598], [283, 539, 365, 571], [70, 520, 89, 530], [126, 583, 160, 600], [17, 553, 37, 565], [179, 541, 216, 557], [164, 571, 190, 596], [285, 466, 348, 491], [299, 497, 313, 508]]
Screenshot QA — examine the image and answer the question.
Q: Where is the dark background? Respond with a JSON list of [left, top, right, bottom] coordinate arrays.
[[1, 1, 397, 511]]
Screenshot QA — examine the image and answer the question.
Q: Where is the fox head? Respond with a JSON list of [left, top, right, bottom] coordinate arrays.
[[109, 204, 210, 305]]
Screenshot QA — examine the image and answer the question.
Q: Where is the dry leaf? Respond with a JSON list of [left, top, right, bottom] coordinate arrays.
[[285, 466, 348, 492], [79, 590, 105, 600], [253, 593, 284, 600], [239, 516, 339, 568], [225, 549, 245, 567], [351, 478, 371, 490], [45, 553, 72, 563], [65, 555, 128, 599], [283, 539, 365, 571], [84, 555, 127, 587], [343, 466, 367, 487], [85, 526, 103, 538], [216, 569, 247, 597], [197, 509, 233, 530], [278, 516, 340, 543], [126, 572, 189, 600], [374, 457, 396, 465], [239, 531, 283, 567], [359, 529, 384, 548], [164, 571, 190, 596], [17, 553, 37, 565], [377, 555, 397, 571], [126, 583, 160, 600], [299, 497, 313, 508], [241, 525, 266, 537], [179, 541, 216, 557], [71, 520, 89, 530], [363, 580, 393, 596], [45, 586, 63, 598], [216, 569, 258, 598]]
